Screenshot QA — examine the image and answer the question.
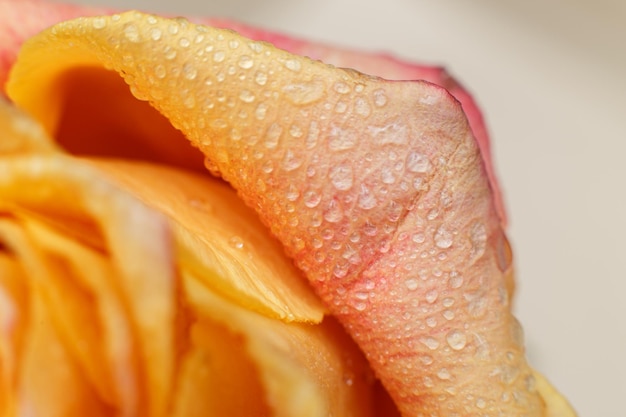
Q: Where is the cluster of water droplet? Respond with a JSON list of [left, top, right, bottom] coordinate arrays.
[[76, 12, 542, 415]]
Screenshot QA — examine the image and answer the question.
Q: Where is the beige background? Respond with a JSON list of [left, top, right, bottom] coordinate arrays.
[[61, 0, 626, 415]]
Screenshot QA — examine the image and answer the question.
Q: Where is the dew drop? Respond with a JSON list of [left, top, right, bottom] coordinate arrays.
[[285, 184, 300, 202], [213, 50, 226, 62], [255, 103, 268, 120], [239, 89, 255, 103], [329, 163, 354, 191], [282, 149, 303, 171], [406, 151, 430, 173], [425, 289, 438, 304], [282, 81, 325, 105], [423, 376, 435, 388], [154, 64, 167, 79], [92, 17, 106, 29], [357, 184, 377, 210], [323, 199, 343, 223], [405, 278, 419, 291], [228, 236, 244, 249], [373, 88, 388, 107], [123, 23, 140, 42], [355, 97, 371, 116], [381, 167, 396, 184], [229, 39, 240, 49], [264, 123, 282, 149], [442, 310, 455, 321], [238, 55, 254, 69], [449, 272, 464, 289], [369, 122, 408, 145], [333, 82, 351, 94], [419, 337, 440, 350], [329, 125, 358, 151], [437, 368, 452, 380], [183, 63, 198, 80], [303, 190, 321, 208], [284, 58, 301, 72], [426, 316, 437, 328], [446, 330, 467, 350], [434, 226, 453, 249], [148, 27, 162, 41], [476, 398, 487, 409], [254, 71, 268, 86], [179, 37, 191, 48], [470, 221, 487, 259]]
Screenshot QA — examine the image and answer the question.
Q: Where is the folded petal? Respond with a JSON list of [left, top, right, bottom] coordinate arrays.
[[5, 12, 574, 416]]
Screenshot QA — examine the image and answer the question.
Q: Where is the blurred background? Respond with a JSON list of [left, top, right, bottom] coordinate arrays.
[[64, 0, 626, 415]]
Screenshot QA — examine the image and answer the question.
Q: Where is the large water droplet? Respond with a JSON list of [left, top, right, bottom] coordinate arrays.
[[357, 184, 377, 210], [329, 163, 354, 191], [282, 80, 325, 105], [323, 199, 343, 223], [123, 23, 140, 42], [446, 330, 467, 350], [228, 236, 245, 249], [303, 190, 321, 208], [419, 337, 440, 350], [238, 55, 254, 69], [425, 289, 438, 304], [434, 226, 453, 249]]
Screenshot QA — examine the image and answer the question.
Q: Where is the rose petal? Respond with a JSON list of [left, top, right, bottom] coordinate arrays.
[[5, 11, 564, 415]]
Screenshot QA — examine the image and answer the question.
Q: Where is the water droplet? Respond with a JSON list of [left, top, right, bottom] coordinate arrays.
[[434, 226, 453, 249], [284, 58, 301, 72], [213, 50, 226, 62], [357, 184, 377, 210], [302, 121, 319, 149], [369, 122, 409, 145], [449, 272, 463, 289], [239, 89, 255, 103], [442, 310, 455, 320], [343, 372, 355, 386], [426, 316, 437, 328], [437, 368, 451, 380], [423, 376, 434, 388], [153, 64, 167, 79], [264, 123, 282, 149], [92, 17, 106, 29], [179, 37, 191, 48], [282, 81, 325, 105], [286, 184, 300, 202], [470, 221, 487, 259], [354, 97, 371, 117], [238, 55, 254, 69], [333, 82, 351, 94], [329, 125, 358, 151], [405, 278, 418, 291], [425, 289, 438, 304], [381, 167, 396, 184], [334, 100, 348, 113], [303, 190, 321, 208], [329, 163, 353, 191], [323, 199, 343, 223], [229, 236, 244, 249], [183, 63, 197, 80], [446, 330, 467, 350], [406, 151, 430, 173], [476, 398, 487, 409], [255, 103, 268, 120], [254, 71, 268, 86], [229, 39, 240, 49], [282, 149, 302, 171], [373, 88, 388, 107], [420, 337, 440, 350], [123, 23, 140, 42]]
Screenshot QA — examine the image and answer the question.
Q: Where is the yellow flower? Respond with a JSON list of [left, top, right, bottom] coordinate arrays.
[[0, 4, 576, 417]]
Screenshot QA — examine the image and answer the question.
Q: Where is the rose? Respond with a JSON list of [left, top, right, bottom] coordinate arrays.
[[0, 1, 576, 416]]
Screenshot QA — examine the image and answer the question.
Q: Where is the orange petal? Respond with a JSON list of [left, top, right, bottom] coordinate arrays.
[[5, 11, 574, 417]]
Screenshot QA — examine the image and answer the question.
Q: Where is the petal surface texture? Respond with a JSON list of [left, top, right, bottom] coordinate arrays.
[[4, 9, 577, 417]]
